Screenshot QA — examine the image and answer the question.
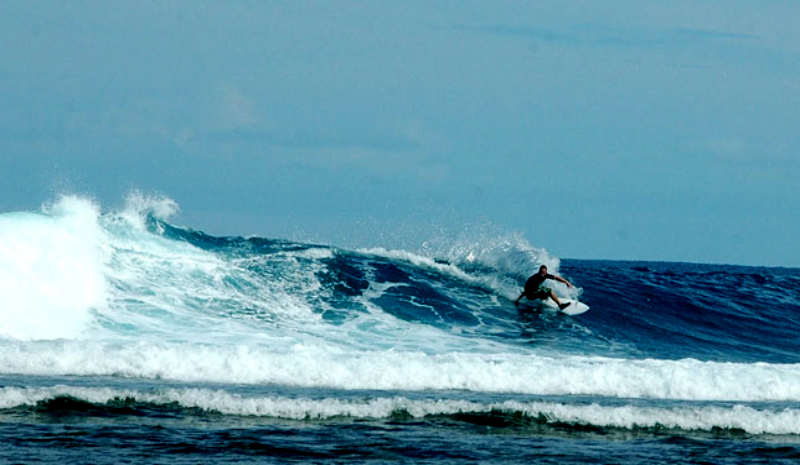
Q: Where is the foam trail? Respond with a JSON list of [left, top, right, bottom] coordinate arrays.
[[358, 241, 578, 302]]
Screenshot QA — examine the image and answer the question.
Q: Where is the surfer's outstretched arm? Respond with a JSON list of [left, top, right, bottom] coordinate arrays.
[[514, 291, 526, 305], [554, 275, 573, 288]]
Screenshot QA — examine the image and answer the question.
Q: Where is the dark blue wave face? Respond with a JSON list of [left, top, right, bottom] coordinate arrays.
[[156, 219, 800, 364], [564, 260, 800, 363]]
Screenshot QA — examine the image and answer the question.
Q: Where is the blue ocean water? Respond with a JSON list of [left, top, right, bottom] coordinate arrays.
[[1, 195, 799, 463]]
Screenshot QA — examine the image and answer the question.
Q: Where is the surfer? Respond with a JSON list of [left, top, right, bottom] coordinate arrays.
[[515, 265, 573, 310]]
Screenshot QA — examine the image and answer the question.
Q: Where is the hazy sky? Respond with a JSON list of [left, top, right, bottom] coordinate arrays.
[[1, 1, 798, 266]]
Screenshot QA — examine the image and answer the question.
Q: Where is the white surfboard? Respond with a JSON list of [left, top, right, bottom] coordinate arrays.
[[537, 298, 590, 316]]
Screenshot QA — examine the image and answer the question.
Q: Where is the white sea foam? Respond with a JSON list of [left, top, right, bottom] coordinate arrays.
[[1, 385, 798, 435], [0, 196, 109, 340], [0, 341, 798, 403]]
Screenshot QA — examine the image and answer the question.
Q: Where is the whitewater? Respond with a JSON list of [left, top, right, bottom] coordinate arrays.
[[1, 195, 799, 463]]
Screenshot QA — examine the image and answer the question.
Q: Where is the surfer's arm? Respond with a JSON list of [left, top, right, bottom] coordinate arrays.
[[514, 291, 526, 305], [554, 275, 573, 288]]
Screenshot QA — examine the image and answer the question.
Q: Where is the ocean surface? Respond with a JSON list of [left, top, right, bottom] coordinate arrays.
[[1, 195, 798, 464]]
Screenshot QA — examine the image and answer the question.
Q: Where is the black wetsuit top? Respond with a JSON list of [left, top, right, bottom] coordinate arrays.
[[524, 273, 555, 298]]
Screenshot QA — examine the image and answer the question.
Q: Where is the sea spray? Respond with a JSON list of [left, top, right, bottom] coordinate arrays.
[[0, 196, 108, 340]]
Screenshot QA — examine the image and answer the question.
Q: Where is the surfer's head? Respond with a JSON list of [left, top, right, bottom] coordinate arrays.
[[539, 265, 547, 274]]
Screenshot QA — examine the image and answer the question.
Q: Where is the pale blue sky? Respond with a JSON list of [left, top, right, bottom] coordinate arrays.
[[1, 1, 798, 266]]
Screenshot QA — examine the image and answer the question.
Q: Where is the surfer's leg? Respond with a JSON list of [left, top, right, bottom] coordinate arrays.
[[550, 291, 571, 310]]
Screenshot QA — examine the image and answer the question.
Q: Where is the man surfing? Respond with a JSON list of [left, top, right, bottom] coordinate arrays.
[[514, 265, 573, 310]]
